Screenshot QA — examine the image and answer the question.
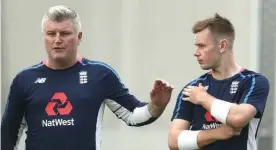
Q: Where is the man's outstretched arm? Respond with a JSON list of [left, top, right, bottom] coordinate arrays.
[[104, 68, 173, 126]]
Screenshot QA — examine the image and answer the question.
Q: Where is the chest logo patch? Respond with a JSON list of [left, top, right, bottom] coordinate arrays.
[[79, 71, 88, 84], [43, 92, 74, 127], [230, 81, 239, 94], [45, 92, 73, 116]]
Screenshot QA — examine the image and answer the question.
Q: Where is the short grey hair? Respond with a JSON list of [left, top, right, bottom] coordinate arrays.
[[41, 5, 81, 33]]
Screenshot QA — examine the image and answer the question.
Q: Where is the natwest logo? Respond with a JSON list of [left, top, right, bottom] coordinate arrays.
[[202, 112, 221, 130], [43, 92, 74, 127], [42, 118, 75, 127], [45, 92, 73, 116], [204, 112, 219, 122]]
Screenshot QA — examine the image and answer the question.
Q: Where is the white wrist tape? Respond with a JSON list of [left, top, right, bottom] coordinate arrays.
[[178, 130, 200, 150], [210, 99, 232, 124]]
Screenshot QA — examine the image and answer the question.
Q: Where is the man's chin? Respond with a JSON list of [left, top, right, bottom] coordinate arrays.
[[200, 65, 211, 70], [51, 54, 68, 62]]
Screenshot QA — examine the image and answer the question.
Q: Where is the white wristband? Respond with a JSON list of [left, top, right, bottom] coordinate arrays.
[[178, 130, 200, 150], [210, 99, 232, 124]]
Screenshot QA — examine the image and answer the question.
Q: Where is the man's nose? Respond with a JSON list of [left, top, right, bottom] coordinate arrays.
[[54, 34, 62, 44], [194, 50, 200, 57]]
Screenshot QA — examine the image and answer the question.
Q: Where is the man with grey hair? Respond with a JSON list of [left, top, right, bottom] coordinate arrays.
[[1, 5, 174, 150]]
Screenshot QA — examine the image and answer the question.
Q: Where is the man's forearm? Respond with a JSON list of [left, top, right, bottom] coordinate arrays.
[[147, 101, 166, 117], [171, 129, 220, 150], [197, 129, 219, 148], [200, 96, 236, 127], [200, 94, 214, 112], [200, 95, 256, 128]]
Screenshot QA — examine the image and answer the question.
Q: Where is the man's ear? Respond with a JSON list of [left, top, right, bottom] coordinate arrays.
[[77, 32, 83, 45], [219, 39, 227, 53]]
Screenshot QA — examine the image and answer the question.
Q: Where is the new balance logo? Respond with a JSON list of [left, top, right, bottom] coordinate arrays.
[[34, 78, 46, 83]]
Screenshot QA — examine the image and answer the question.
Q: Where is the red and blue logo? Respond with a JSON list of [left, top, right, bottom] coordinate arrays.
[[45, 92, 73, 116]]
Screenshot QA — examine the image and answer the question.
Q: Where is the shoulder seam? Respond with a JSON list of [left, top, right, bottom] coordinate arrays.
[[20, 63, 44, 72]]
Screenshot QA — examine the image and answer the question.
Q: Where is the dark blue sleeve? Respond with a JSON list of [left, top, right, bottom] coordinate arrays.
[[105, 69, 146, 112], [1, 74, 27, 150], [240, 75, 270, 118], [171, 84, 196, 122]]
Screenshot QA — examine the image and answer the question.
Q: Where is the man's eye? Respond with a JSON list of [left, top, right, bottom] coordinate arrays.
[[47, 32, 55, 36], [61, 32, 71, 36]]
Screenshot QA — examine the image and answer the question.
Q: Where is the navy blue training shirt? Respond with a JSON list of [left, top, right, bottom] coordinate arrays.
[[1, 57, 156, 150], [172, 69, 269, 150]]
